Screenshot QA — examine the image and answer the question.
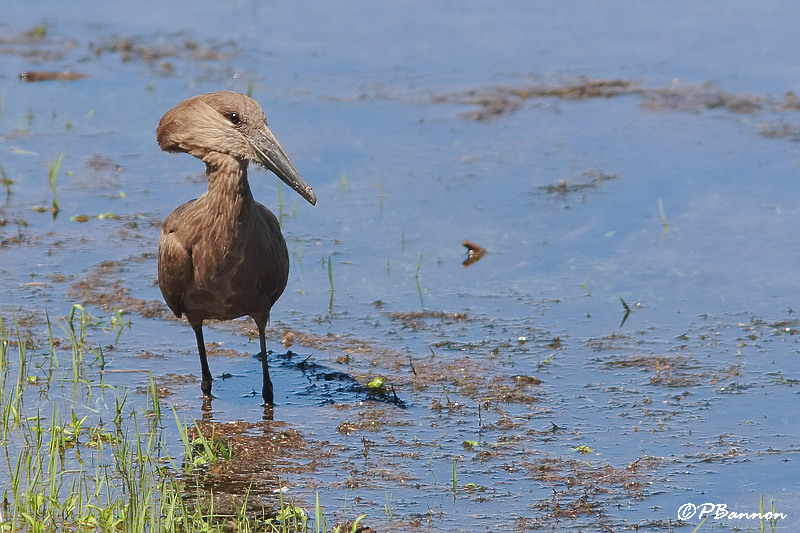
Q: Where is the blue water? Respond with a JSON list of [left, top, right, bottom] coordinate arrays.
[[2, 1, 800, 531]]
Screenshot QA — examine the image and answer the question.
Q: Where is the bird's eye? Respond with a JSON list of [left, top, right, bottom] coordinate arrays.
[[224, 111, 241, 125]]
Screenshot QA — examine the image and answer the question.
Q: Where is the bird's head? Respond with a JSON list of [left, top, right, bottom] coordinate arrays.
[[157, 91, 316, 205]]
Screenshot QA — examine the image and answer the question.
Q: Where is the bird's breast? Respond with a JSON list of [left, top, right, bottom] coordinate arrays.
[[181, 206, 289, 321]]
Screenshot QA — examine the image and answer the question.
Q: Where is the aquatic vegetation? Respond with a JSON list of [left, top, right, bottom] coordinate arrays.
[[658, 198, 670, 241], [415, 250, 424, 308], [0, 164, 13, 199], [0, 310, 350, 533], [618, 296, 631, 328], [47, 152, 63, 218], [327, 255, 334, 314]]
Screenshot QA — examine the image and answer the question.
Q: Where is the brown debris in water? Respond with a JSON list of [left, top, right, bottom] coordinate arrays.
[[434, 77, 637, 121], [178, 420, 377, 532], [278, 325, 543, 406], [179, 421, 323, 514], [281, 330, 295, 348], [336, 405, 405, 436], [433, 76, 796, 121], [586, 332, 631, 351], [19, 70, 88, 82], [2, 25, 237, 80], [517, 78, 635, 100], [134, 372, 197, 397], [524, 455, 659, 526], [67, 258, 170, 319], [90, 36, 235, 70], [389, 310, 467, 330], [462, 239, 486, 267], [87, 154, 124, 173], [512, 375, 542, 386], [600, 354, 711, 388], [0, 25, 75, 62], [769, 318, 800, 334], [758, 121, 800, 139], [271, 329, 403, 368], [540, 168, 618, 198]]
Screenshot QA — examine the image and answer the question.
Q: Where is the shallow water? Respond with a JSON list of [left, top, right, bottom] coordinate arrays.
[[2, 1, 800, 531]]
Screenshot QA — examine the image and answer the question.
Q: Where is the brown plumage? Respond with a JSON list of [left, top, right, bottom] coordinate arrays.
[[156, 91, 316, 406]]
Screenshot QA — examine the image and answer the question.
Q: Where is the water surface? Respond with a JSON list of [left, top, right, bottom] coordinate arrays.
[[1, 2, 799, 531]]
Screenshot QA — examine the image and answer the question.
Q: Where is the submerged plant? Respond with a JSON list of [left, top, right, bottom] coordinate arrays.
[[327, 256, 334, 314], [415, 250, 424, 308], [619, 297, 631, 328], [0, 164, 13, 200], [452, 458, 457, 496], [658, 198, 669, 241], [47, 152, 64, 218], [103, 307, 130, 345]]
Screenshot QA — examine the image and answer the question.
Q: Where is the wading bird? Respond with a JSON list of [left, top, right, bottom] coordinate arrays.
[[156, 91, 316, 406]]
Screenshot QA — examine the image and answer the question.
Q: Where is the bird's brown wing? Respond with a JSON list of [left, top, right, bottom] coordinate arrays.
[[252, 203, 290, 305], [157, 201, 197, 318]]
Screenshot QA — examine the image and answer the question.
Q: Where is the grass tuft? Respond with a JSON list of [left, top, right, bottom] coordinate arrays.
[[0, 308, 357, 532]]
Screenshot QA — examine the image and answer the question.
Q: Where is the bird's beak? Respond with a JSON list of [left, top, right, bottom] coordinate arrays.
[[248, 127, 317, 206]]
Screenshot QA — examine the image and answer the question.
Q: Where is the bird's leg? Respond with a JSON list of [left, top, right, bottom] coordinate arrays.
[[255, 317, 273, 406], [191, 322, 214, 398]]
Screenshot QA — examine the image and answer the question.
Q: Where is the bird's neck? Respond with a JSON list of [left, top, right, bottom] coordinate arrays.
[[204, 156, 254, 207]]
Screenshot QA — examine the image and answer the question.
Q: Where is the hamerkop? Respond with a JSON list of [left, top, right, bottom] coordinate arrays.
[[156, 91, 316, 406]]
